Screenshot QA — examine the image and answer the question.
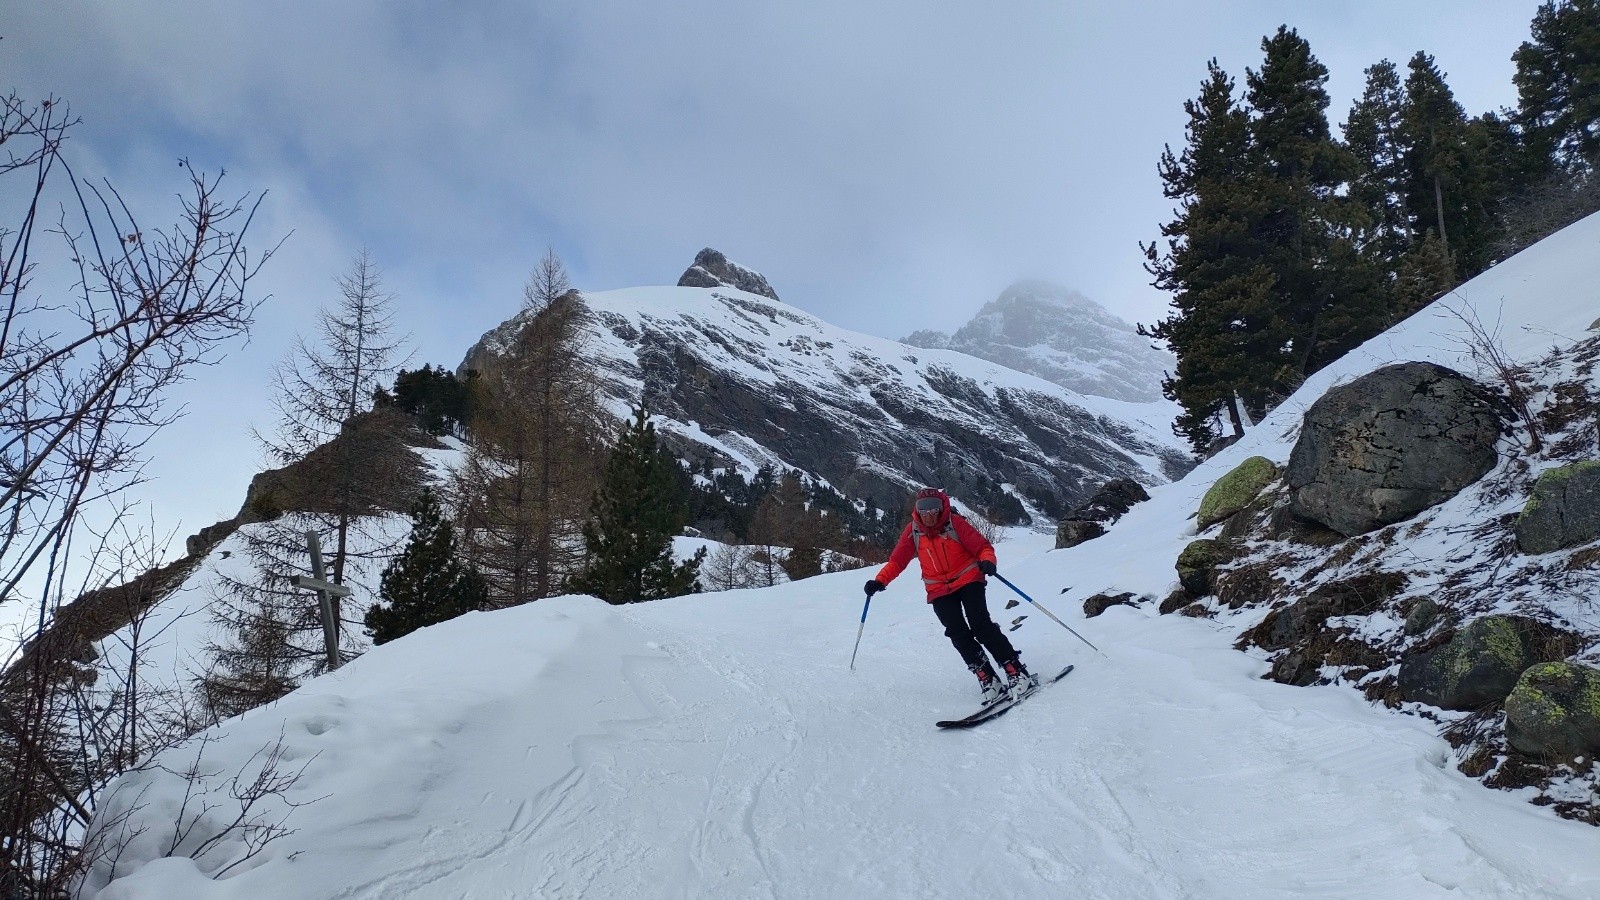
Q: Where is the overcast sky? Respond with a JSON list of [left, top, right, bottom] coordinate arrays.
[[5, 1, 1546, 570]]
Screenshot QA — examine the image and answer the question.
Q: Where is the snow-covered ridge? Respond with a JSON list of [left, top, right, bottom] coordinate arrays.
[[462, 281, 1193, 523]]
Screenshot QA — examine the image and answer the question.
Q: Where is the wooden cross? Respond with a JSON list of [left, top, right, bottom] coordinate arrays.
[[288, 530, 350, 671]]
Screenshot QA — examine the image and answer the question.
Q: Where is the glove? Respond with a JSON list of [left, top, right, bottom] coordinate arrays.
[[977, 560, 997, 576], [864, 579, 885, 597]]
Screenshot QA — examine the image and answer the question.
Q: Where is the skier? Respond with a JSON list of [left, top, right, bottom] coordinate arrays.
[[864, 487, 1032, 705]]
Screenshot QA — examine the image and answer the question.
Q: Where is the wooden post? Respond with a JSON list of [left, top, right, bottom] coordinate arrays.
[[288, 531, 351, 672]]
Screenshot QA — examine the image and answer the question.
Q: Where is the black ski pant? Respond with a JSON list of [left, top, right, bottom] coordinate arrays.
[[931, 580, 1017, 674]]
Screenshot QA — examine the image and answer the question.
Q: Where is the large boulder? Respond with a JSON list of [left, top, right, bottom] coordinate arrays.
[[1398, 615, 1579, 711], [1286, 362, 1503, 536], [1056, 478, 1150, 548], [1505, 662, 1600, 761], [1515, 461, 1600, 554], [1198, 456, 1279, 530], [677, 248, 781, 301]]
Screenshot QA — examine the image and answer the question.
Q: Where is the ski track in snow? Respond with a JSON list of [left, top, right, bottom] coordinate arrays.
[[84, 549, 1600, 900]]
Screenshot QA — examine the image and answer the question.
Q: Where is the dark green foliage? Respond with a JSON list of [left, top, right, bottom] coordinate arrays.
[[379, 364, 474, 436], [1345, 61, 1413, 273], [1397, 53, 1506, 279], [1514, 0, 1600, 173], [1142, 60, 1282, 449], [365, 487, 489, 644], [1244, 27, 1381, 377], [567, 407, 705, 603]]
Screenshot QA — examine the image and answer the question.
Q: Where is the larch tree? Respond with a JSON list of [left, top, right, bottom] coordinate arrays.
[[207, 250, 409, 697], [455, 251, 604, 606]]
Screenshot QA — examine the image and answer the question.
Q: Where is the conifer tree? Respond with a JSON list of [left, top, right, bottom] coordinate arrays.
[[1344, 60, 1412, 272], [1514, 0, 1600, 174], [456, 279, 603, 607], [365, 487, 488, 645], [1244, 27, 1378, 377], [567, 407, 705, 603], [198, 609, 300, 720], [1398, 53, 1503, 278], [1142, 60, 1283, 449]]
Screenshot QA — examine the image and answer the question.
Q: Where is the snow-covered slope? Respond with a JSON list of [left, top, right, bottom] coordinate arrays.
[[904, 281, 1174, 404], [78, 536, 1600, 899], [461, 276, 1193, 524], [77, 219, 1600, 898]]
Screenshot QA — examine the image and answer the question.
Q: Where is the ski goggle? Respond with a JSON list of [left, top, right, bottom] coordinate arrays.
[[915, 497, 943, 514]]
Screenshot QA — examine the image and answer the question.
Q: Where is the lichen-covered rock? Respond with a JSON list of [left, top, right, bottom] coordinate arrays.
[[1515, 461, 1600, 554], [1398, 615, 1569, 711], [1083, 592, 1138, 618], [1198, 456, 1279, 530], [1286, 362, 1503, 536], [1505, 662, 1600, 761], [1175, 539, 1235, 596]]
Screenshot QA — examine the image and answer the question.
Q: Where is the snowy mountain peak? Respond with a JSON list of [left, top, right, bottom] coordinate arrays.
[[903, 281, 1173, 404], [676, 248, 781, 301], [461, 282, 1191, 525]]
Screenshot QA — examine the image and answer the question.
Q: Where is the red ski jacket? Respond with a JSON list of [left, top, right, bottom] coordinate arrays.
[[874, 498, 997, 602]]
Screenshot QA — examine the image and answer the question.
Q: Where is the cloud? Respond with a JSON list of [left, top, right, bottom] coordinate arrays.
[[1, 0, 1543, 574]]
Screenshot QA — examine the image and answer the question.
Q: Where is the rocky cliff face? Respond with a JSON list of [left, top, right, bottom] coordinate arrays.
[[903, 281, 1173, 404], [676, 248, 782, 301], [462, 261, 1193, 525]]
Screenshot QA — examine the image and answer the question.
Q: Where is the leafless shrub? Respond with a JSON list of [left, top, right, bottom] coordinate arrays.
[[1439, 299, 1543, 453], [0, 89, 270, 895], [79, 729, 322, 890]]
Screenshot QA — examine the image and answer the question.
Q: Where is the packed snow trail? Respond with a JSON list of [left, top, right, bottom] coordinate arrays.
[[83, 534, 1600, 899]]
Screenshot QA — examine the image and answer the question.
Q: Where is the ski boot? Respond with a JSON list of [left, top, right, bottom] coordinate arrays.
[[972, 662, 1006, 706], [1002, 659, 1037, 699]]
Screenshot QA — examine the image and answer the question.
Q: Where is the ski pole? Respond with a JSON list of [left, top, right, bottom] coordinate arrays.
[[849, 593, 874, 672], [992, 573, 1104, 657]]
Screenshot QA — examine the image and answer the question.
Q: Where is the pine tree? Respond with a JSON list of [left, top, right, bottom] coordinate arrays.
[[364, 487, 488, 645], [567, 407, 705, 603], [1398, 53, 1503, 279], [1244, 26, 1377, 377], [1142, 60, 1284, 449], [1344, 60, 1412, 272], [1514, 0, 1600, 174]]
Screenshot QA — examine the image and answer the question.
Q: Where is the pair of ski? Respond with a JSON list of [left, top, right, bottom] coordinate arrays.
[[935, 664, 1074, 729]]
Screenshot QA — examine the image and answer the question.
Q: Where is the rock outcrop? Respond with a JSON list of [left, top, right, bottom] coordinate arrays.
[[1286, 362, 1504, 536], [1398, 615, 1580, 711], [677, 248, 781, 301], [1198, 456, 1278, 530], [1055, 478, 1150, 548]]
